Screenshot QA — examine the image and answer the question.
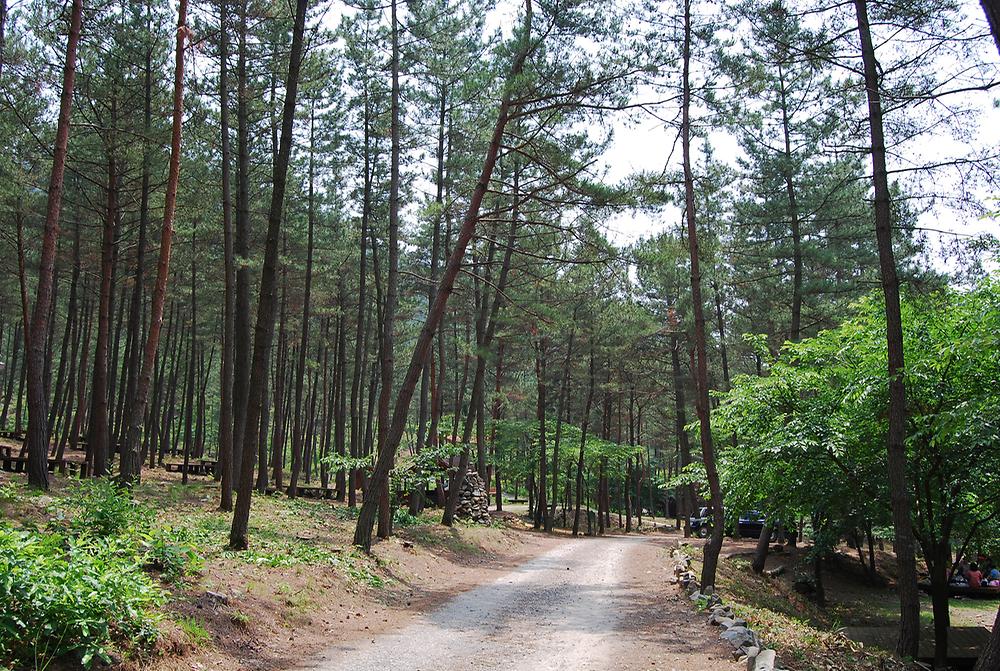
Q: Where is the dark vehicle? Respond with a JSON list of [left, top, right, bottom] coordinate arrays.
[[689, 508, 771, 539], [690, 507, 712, 537], [737, 511, 767, 538]]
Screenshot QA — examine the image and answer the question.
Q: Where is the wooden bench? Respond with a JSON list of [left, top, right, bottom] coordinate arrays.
[[1, 453, 69, 475], [163, 462, 214, 476], [265, 485, 339, 500]]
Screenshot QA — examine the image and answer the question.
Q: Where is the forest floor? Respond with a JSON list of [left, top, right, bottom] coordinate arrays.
[[700, 537, 997, 670], [0, 469, 736, 671]]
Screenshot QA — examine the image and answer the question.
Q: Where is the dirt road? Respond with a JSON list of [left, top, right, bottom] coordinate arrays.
[[297, 534, 737, 671]]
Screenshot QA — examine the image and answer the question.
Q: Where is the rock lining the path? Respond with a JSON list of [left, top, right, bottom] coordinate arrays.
[[670, 544, 788, 671]]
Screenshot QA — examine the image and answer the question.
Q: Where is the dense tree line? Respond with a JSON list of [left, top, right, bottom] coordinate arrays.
[[0, 0, 997, 667]]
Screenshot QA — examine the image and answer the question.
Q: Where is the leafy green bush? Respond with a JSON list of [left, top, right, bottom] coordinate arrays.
[[392, 508, 422, 528], [144, 529, 203, 582], [0, 482, 19, 504], [55, 479, 151, 538], [0, 527, 163, 668]]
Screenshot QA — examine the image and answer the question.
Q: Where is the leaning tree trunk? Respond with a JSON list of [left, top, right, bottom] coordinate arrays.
[[352, 0, 535, 552], [228, 0, 309, 550], [854, 0, 921, 657], [118, 0, 189, 486], [23, 0, 83, 490], [752, 520, 774, 574]]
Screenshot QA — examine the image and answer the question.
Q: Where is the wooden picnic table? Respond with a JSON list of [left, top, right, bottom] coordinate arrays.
[[265, 485, 339, 500], [0, 443, 90, 478], [163, 462, 214, 476], [1, 451, 70, 475]]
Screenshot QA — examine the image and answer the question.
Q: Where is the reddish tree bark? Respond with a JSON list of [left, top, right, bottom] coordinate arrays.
[[119, 0, 189, 485], [23, 0, 83, 489]]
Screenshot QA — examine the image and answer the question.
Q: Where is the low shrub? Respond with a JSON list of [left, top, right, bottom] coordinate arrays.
[[0, 527, 163, 668], [54, 479, 151, 538], [392, 508, 422, 528], [144, 529, 204, 582]]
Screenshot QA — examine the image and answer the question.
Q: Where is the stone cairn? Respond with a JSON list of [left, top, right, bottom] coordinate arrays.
[[455, 472, 491, 525], [669, 543, 788, 671]]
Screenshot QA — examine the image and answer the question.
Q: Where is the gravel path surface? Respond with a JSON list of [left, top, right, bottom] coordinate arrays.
[[296, 534, 735, 671]]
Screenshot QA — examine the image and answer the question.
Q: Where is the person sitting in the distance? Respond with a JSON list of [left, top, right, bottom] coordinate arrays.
[[967, 562, 984, 588], [950, 566, 969, 586], [988, 567, 1000, 587]]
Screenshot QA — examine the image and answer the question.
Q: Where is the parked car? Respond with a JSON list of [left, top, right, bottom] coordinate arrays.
[[690, 507, 712, 537], [689, 508, 772, 539], [737, 510, 767, 538]]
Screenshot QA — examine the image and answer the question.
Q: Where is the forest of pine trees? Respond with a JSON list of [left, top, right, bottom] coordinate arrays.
[[1, 0, 999, 669]]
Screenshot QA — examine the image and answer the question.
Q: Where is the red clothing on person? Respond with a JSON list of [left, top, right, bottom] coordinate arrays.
[[968, 570, 983, 588]]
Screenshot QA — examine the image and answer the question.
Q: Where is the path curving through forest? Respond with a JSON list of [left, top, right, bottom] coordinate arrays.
[[297, 535, 737, 671]]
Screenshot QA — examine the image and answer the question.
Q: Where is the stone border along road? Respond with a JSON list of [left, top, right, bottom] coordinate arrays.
[[296, 535, 738, 671]]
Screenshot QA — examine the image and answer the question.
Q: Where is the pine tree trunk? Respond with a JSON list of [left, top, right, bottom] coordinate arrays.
[[572, 350, 596, 536], [181, 226, 198, 485], [334, 292, 347, 500], [376, 0, 402, 538], [671, 332, 693, 537], [352, 0, 534, 551], [682, 0, 724, 588], [218, 0, 236, 510], [231, 0, 252, 490], [24, 0, 83, 489], [854, 0, 921, 656], [119, 0, 188, 485], [551, 322, 575, 521], [349, 82, 373, 509], [89, 153, 117, 477], [289, 112, 317, 499], [270, 276, 289, 489], [229, 0, 310, 550], [48, 225, 80, 440], [534, 337, 549, 531]]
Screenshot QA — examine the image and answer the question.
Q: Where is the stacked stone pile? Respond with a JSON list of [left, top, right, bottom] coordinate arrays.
[[455, 472, 491, 524]]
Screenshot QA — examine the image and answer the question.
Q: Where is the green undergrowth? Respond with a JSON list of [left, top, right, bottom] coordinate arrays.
[[687, 548, 907, 671], [151, 492, 391, 587], [0, 475, 509, 668], [0, 480, 197, 669]]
